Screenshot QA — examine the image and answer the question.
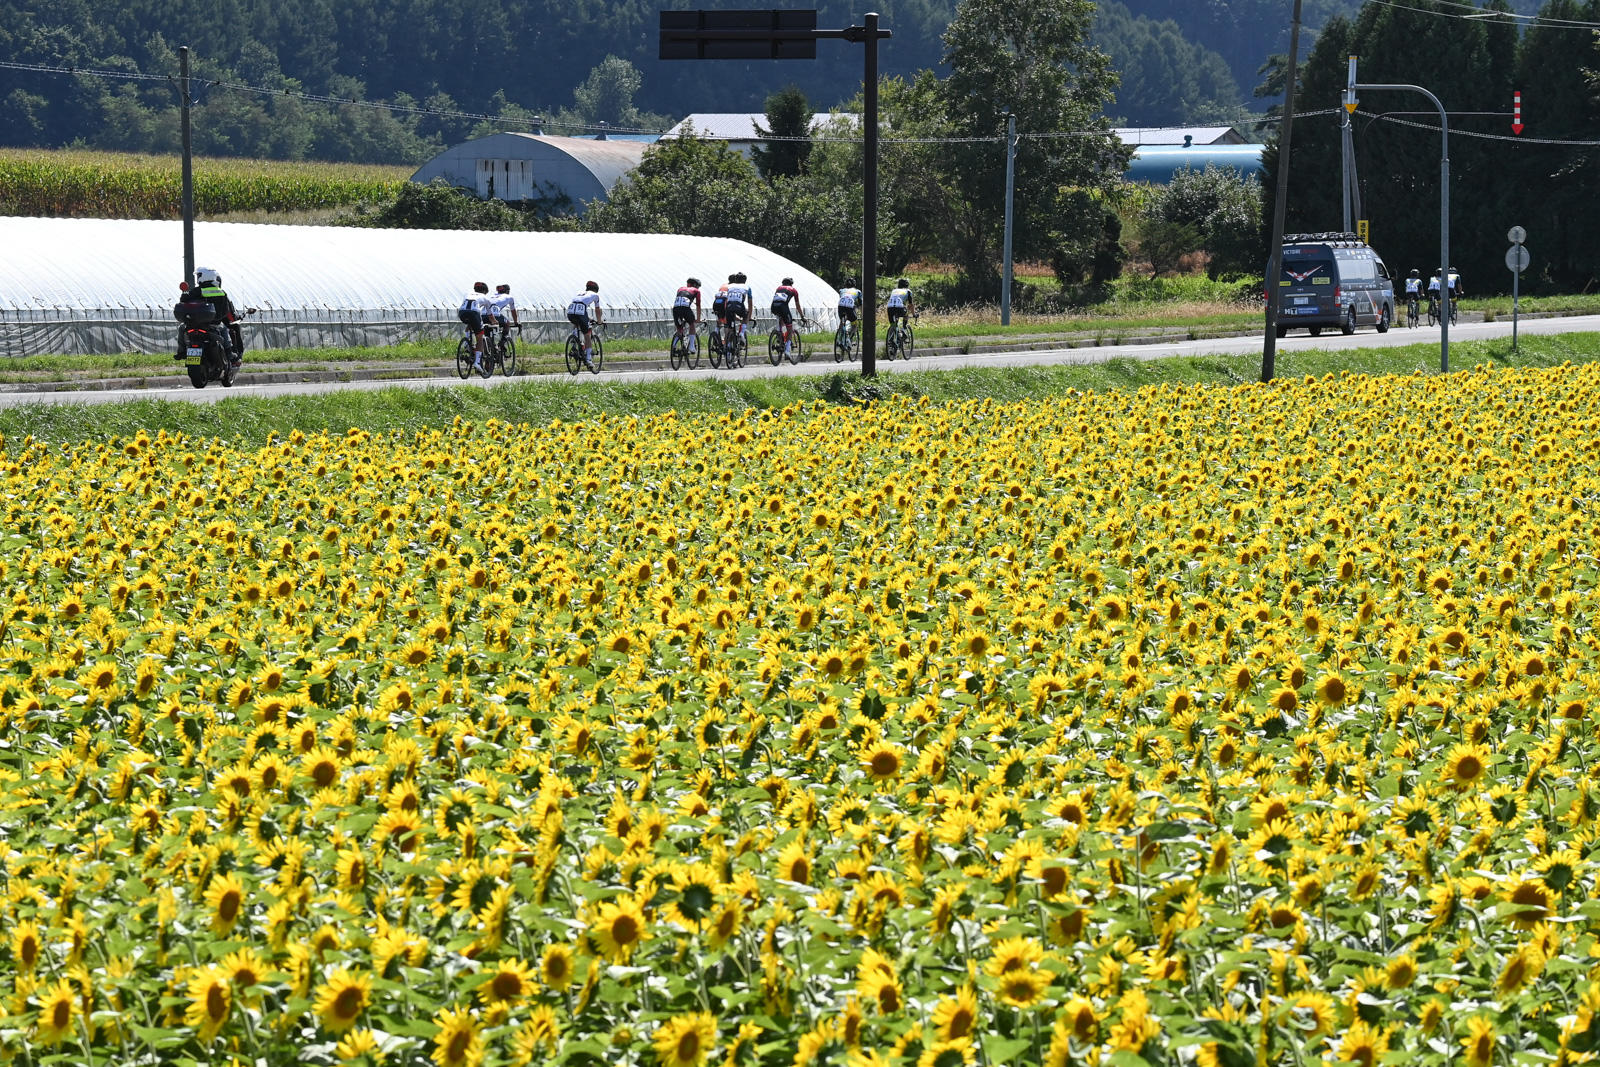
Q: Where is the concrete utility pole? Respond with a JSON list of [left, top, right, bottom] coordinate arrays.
[[1261, 0, 1303, 383], [1001, 112, 1016, 326], [180, 45, 196, 289]]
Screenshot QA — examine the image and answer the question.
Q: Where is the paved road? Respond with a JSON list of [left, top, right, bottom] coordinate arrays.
[[5, 314, 1595, 408]]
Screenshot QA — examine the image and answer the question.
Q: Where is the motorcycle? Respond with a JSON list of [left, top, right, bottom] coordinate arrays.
[[173, 298, 255, 389]]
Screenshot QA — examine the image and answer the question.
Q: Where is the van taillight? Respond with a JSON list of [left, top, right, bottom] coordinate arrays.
[[1334, 287, 1342, 304]]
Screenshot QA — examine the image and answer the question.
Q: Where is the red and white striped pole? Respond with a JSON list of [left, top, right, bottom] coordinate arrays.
[[1512, 90, 1523, 135]]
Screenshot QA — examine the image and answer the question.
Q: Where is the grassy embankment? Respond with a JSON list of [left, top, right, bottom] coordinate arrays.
[[5, 332, 1598, 447]]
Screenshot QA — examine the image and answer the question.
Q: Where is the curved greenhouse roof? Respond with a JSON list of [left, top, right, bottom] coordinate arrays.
[[0, 217, 840, 356], [0, 217, 834, 313], [1126, 145, 1265, 185]]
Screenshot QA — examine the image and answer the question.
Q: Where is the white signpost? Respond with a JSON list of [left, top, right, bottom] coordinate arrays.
[[1506, 226, 1529, 352]]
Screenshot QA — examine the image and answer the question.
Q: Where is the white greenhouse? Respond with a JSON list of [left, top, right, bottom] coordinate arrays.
[[0, 217, 839, 357]]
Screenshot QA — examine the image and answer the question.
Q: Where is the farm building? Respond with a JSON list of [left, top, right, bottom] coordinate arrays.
[[409, 132, 650, 212], [659, 113, 859, 159], [0, 216, 837, 357]]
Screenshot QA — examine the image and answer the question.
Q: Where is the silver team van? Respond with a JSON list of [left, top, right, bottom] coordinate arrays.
[[1272, 232, 1395, 337]]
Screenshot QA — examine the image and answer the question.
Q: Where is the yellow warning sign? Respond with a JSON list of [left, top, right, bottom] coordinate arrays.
[[1357, 219, 1370, 243]]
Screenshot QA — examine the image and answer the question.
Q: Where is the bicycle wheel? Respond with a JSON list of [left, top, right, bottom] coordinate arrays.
[[1449, 301, 1458, 326], [768, 328, 783, 366], [456, 337, 473, 380], [589, 334, 603, 374], [670, 332, 685, 371], [1407, 300, 1418, 328], [904, 327, 914, 359], [564, 335, 582, 376], [730, 334, 746, 369], [500, 336, 517, 376], [833, 326, 847, 363], [687, 328, 703, 369]]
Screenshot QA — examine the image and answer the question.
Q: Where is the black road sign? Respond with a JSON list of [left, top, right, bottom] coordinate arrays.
[[659, 10, 819, 60]]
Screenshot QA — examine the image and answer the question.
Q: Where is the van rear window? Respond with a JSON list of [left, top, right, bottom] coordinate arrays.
[[1281, 258, 1333, 285]]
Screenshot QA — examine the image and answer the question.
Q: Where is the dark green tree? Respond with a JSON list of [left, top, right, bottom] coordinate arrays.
[[939, 0, 1129, 294], [751, 86, 813, 180], [583, 132, 765, 241], [1158, 164, 1263, 278], [1093, 2, 1241, 126]]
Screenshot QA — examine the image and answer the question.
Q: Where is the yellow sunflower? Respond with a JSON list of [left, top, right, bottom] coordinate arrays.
[[653, 1011, 718, 1067], [314, 968, 372, 1033], [431, 1006, 484, 1067]]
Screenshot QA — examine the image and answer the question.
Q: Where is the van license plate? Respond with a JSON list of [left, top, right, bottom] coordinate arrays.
[[1293, 297, 1310, 305]]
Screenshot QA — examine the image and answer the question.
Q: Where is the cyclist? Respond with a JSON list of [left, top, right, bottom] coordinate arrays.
[[567, 281, 603, 370], [710, 276, 732, 353], [886, 277, 916, 330], [1447, 266, 1463, 314], [837, 276, 862, 344], [1427, 270, 1443, 321], [458, 281, 492, 372], [771, 276, 803, 358], [724, 272, 754, 344], [1403, 269, 1423, 312], [673, 277, 703, 357], [490, 283, 520, 348]]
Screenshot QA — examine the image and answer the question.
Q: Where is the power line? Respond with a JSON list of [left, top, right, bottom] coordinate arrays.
[[1354, 107, 1600, 146], [1362, 0, 1600, 29]]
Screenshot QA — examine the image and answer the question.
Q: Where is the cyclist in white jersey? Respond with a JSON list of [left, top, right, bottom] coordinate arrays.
[[490, 284, 519, 348], [457, 281, 493, 370], [724, 272, 754, 341], [885, 277, 916, 325], [567, 281, 603, 369], [837, 277, 861, 326]]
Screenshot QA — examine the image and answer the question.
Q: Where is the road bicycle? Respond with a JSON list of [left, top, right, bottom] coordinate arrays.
[[1405, 295, 1419, 329], [1425, 295, 1439, 328], [485, 323, 520, 376], [669, 320, 704, 371], [884, 312, 918, 361], [715, 320, 747, 370], [455, 326, 494, 380], [833, 317, 859, 363], [768, 316, 812, 365], [564, 322, 604, 376], [1447, 293, 1459, 326]]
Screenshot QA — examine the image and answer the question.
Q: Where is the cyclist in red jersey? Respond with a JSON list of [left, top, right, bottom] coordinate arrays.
[[673, 277, 703, 357], [770, 277, 803, 358]]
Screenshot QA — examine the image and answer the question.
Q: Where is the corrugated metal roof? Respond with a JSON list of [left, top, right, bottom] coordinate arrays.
[[662, 113, 855, 141], [1115, 126, 1246, 146], [412, 132, 649, 196], [0, 217, 840, 314]]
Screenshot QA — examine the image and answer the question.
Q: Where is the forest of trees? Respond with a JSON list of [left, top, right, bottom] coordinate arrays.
[[1265, 0, 1600, 292], [0, 0, 1277, 163]]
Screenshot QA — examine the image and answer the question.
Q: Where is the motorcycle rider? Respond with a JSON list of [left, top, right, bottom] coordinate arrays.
[[193, 267, 245, 368]]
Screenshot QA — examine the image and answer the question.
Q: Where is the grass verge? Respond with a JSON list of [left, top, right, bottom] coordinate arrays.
[[5, 333, 1597, 447]]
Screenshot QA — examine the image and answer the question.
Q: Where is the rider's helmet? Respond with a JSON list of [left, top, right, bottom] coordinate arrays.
[[897, 278, 910, 288], [735, 272, 747, 284], [496, 284, 510, 293], [1409, 269, 1419, 276], [195, 267, 220, 287], [728, 274, 738, 283], [585, 280, 598, 292], [473, 281, 488, 293], [781, 277, 794, 286], [1450, 266, 1458, 272], [844, 276, 857, 288], [687, 277, 700, 288]]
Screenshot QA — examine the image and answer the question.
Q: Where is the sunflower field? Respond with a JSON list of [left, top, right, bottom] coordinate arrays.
[[3, 361, 1600, 1067]]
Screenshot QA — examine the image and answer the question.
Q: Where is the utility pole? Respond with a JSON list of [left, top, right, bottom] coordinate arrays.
[[861, 11, 881, 376], [180, 45, 196, 289], [1261, 0, 1303, 383], [1001, 112, 1016, 326]]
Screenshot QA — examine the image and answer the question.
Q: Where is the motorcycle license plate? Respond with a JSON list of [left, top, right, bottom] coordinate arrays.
[[187, 347, 204, 357], [185, 355, 203, 365]]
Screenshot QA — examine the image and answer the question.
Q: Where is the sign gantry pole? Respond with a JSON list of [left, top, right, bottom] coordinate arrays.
[[659, 9, 892, 376]]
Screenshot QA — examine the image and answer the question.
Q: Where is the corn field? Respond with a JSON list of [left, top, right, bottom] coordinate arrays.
[[0, 149, 410, 219]]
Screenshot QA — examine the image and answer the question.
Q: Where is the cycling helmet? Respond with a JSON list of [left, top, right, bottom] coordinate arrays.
[[195, 267, 220, 287], [781, 277, 794, 286], [585, 280, 598, 292], [844, 276, 857, 288], [897, 278, 910, 288], [1409, 269, 1419, 276], [735, 272, 747, 283], [496, 283, 510, 293], [473, 281, 488, 293], [728, 274, 738, 283], [1450, 266, 1457, 272], [687, 277, 701, 288]]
